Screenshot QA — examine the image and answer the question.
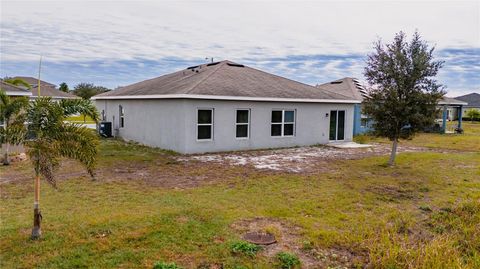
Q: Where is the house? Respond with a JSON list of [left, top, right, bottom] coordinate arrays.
[[12, 76, 78, 100], [437, 97, 467, 132], [0, 80, 32, 97], [455, 92, 480, 117], [316, 77, 368, 135], [92, 60, 360, 154], [316, 78, 468, 134]]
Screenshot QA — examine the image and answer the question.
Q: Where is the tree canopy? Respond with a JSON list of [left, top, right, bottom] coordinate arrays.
[[363, 31, 445, 165], [59, 82, 69, 93], [72, 83, 110, 99]]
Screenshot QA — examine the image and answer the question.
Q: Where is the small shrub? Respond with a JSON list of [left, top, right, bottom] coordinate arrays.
[[276, 252, 300, 269], [153, 261, 183, 269], [354, 135, 369, 144], [301, 240, 314, 251], [230, 240, 262, 257]]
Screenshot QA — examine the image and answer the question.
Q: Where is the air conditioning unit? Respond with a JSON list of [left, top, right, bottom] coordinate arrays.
[[98, 122, 112, 138]]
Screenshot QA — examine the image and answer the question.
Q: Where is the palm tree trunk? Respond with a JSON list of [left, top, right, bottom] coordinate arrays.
[[31, 175, 42, 239], [388, 138, 398, 166], [3, 120, 10, 165], [3, 143, 10, 165]]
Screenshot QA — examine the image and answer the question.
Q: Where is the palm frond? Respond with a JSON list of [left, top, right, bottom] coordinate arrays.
[[0, 123, 27, 145], [52, 123, 99, 178], [25, 139, 60, 188], [59, 99, 100, 122], [4, 78, 31, 89], [24, 97, 100, 186]]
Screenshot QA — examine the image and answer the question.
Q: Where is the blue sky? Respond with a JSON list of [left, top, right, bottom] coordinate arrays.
[[1, 0, 479, 96]]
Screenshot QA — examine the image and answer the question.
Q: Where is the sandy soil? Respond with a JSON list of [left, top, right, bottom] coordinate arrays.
[[178, 143, 439, 173]]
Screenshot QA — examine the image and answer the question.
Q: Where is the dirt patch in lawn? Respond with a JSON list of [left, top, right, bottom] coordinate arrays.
[[231, 217, 368, 268], [0, 156, 271, 190], [0, 143, 447, 189], [179, 143, 441, 174]]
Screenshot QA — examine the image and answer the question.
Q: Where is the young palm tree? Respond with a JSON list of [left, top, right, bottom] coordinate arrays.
[[0, 90, 29, 165], [26, 97, 99, 239]]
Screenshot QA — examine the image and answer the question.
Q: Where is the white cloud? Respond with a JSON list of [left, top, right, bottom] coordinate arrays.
[[1, 0, 479, 62]]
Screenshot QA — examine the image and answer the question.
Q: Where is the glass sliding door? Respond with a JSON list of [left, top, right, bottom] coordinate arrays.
[[329, 110, 345, 141], [329, 110, 337, 140], [337, 111, 345, 140]]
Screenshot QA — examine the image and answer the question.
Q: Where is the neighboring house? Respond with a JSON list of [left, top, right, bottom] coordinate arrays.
[[93, 60, 360, 154], [316, 77, 368, 135], [13, 76, 56, 88], [0, 80, 32, 97], [455, 92, 480, 116], [316, 78, 468, 134], [12, 76, 78, 100], [437, 97, 467, 133], [0, 80, 32, 128]]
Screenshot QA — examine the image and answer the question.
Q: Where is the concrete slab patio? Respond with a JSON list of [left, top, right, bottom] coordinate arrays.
[[326, 141, 372, 148]]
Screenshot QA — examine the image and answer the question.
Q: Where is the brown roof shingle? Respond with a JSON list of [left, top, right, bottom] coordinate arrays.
[[94, 61, 357, 102], [13, 76, 56, 87], [31, 85, 79, 99], [0, 81, 32, 96]]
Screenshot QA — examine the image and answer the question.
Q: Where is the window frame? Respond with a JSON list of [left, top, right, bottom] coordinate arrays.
[[271, 109, 296, 137], [196, 108, 214, 141], [119, 105, 125, 128], [235, 109, 250, 139]]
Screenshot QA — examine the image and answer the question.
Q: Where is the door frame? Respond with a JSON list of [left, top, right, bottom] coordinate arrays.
[[329, 110, 346, 141]]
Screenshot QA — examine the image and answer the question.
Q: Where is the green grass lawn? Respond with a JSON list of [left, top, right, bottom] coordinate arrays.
[[65, 115, 95, 123], [1, 127, 479, 268], [355, 122, 480, 152]]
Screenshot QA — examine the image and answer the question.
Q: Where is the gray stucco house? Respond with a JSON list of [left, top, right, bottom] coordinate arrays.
[[92, 61, 360, 153]]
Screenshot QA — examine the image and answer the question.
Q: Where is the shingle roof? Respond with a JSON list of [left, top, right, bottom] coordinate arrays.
[[438, 97, 468, 106], [30, 85, 79, 99], [0, 81, 32, 96], [93, 61, 358, 103], [13, 76, 56, 87], [455, 92, 480, 108], [315, 77, 367, 101]]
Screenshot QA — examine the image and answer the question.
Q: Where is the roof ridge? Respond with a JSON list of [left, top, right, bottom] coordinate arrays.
[[184, 61, 226, 94]]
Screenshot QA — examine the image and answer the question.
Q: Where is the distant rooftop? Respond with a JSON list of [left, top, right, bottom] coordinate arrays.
[[0, 80, 32, 96], [30, 85, 78, 99], [455, 92, 480, 108], [13, 76, 56, 87], [316, 77, 367, 101]]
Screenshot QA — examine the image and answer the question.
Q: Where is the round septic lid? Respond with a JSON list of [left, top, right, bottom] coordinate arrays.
[[243, 232, 276, 245]]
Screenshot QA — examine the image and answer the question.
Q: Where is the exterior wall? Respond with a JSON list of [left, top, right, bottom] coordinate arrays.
[[353, 103, 373, 135], [182, 99, 354, 153], [95, 99, 187, 152], [96, 99, 355, 154]]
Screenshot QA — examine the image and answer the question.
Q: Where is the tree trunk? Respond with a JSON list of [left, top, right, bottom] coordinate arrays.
[[3, 120, 10, 165], [31, 175, 42, 239], [388, 138, 398, 166], [3, 143, 10, 165]]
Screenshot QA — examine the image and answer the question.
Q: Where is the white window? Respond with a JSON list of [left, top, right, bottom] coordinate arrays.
[[236, 109, 250, 139], [197, 109, 213, 140], [271, 110, 295, 137], [119, 105, 125, 128]]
